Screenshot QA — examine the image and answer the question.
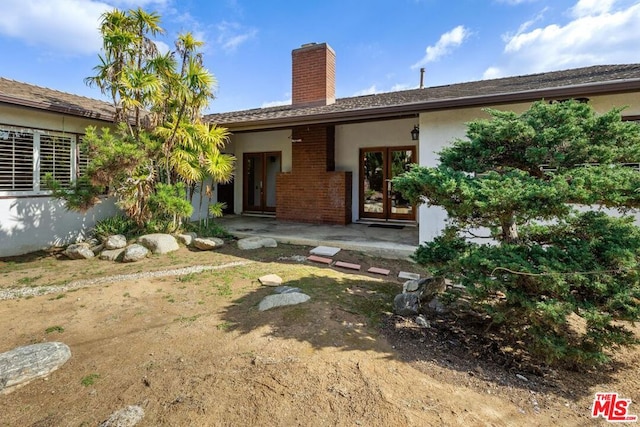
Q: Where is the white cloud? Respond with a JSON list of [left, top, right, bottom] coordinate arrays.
[[411, 25, 471, 69], [261, 99, 291, 108], [484, 1, 640, 79], [390, 83, 417, 92], [483, 66, 503, 79], [216, 21, 257, 52], [0, 0, 171, 56], [352, 85, 378, 96]]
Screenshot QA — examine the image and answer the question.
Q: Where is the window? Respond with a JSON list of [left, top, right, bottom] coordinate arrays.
[[0, 126, 84, 196]]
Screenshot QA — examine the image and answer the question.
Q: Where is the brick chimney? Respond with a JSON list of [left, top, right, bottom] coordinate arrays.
[[292, 42, 336, 107]]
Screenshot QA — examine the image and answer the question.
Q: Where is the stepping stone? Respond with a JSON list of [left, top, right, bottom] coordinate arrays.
[[258, 292, 310, 311], [0, 342, 71, 394], [258, 274, 283, 286], [368, 267, 390, 276], [310, 246, 341, 257], [335, 261, 361, 271], [398, 271, 420, 280], [274, 286, 302, 294], [308, 255, 333, 265], [238, 236, 277, 250]]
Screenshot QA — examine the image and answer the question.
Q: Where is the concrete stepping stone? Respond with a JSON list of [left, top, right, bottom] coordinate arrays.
[[308, 255, 333, 265], [398, 271, 420, 280], [0, 342, 71, 394], [258, 274, 283, 286], [310, 246, 341, 257], [335, 261, 361, 271], [368, 267, 390, 276]]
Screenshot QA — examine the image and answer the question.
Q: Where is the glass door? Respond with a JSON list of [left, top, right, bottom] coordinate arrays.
[[360, 146, 415, 221], [243, 152, 281, 213]]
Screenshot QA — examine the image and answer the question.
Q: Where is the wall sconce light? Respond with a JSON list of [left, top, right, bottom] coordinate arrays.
[[410, 125, 420, 141]]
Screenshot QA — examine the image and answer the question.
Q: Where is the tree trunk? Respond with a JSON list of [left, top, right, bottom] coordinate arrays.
[[501, 215, 519, 244]]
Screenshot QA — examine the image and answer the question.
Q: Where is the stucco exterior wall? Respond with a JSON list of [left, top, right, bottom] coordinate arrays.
[[417, 93, 640, 244], [334, 117, 418, 223], [0, 104, 119, 257]]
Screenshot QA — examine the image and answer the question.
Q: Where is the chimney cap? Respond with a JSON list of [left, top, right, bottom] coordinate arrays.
[[300, 42, 317, 48]]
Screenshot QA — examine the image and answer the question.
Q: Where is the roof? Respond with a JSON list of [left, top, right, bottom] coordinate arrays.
[[206, 64, 640, 131], [0, 78, 115, 122]]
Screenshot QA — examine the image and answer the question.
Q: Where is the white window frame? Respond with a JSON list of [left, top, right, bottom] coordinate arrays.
[[0, 125, 83, 197]]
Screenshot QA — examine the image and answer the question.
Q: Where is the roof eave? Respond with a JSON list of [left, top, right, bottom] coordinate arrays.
[[216, 78, 640, 132], [0, 94, 115, 122]]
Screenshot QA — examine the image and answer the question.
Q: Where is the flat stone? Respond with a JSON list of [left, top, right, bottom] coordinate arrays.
[[104, 234, 127, 250], [99, 248, 125, 261], [368, 267, 390, 276], [237, 236, 278, 250], [307, 255, 333, 265], [193, 237, 224, 250], [258, 292, 310, 311], [138, 234, 179, 254], [398, 271, 420, 280], [403, 279, 421, 293], [122, 244, 149, 262], [64, 243, 94, 260], [309, 246, 341, 257], [335, 261, 361, 271], [0, 342, 71, 394], [99, 405, 144, 427], [274, 286, 302, 294], [259, 274, 283, 286]]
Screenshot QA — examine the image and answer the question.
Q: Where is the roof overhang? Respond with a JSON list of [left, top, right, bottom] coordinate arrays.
[[219, 78, 640, 133], [0, 94, 115, 122]]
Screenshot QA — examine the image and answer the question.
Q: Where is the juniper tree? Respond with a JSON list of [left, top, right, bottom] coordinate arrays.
[[393, 100, 640, 366]]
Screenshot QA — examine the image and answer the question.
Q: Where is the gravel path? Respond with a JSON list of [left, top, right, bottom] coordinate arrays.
[[0, 261, 253, 301]]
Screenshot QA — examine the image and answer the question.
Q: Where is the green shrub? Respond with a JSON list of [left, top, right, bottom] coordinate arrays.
[[93, 215, 139, 240]]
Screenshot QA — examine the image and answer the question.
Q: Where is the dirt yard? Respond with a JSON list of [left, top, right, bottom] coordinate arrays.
[[0, 243, 638, 426]]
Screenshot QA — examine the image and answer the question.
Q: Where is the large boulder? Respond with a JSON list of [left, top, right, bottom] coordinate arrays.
[[237, 236, 278, 250], [393, 293, 420, 316], [104, 234, 127, 250], [122, 244, 149, 262], [258, 292, 310, 311], [137, 234, 179, 254], [99, 248, 125, 262], [64, 243, 94, 260], [0, 342, 71, 394], [193, 237, 224, 250], [176, 232, 197, 246]]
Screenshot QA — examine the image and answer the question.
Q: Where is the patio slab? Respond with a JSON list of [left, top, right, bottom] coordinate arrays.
[[310, 246, 341, 257]]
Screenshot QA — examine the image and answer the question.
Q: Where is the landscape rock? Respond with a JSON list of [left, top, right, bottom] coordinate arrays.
[[259, 274, 283, 286], [99, 405, 144, 427], [393, 293, 420, 316], [427, 296, 448, 314], [237, 236, 278, 250], [193, 237, 224, 250], [176, 232, 197, 246], [0, 342, 71, 394], [122, 244, 149, 262], [138, 234, 179, 254], [99, 248, 125, 262], [274, 286, 302, 294], [104, 234, 127, 250], [258, 292, 310, 311], [90, 244, 104, 255], [64, 243, 95, 260], [415, 315, 431, 328]]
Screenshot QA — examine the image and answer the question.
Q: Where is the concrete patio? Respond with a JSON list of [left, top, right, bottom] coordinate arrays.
[[215, 215, 419, 260]]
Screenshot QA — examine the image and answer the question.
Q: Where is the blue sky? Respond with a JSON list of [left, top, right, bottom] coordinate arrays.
[[1, 0, 639, 113]]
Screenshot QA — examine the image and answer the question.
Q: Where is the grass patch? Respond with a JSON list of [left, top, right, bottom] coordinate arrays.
[[216, 321, 233, 331], [80, 373, 100, 387], [49, 294, 66, 301], [175, 314, 202, 323], [17, 275, 42, 286], [45, 325, 64, 334]]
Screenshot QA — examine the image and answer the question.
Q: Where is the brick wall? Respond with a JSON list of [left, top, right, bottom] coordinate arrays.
[[276, 125, 351, 224], [292, 43, 336, 107]]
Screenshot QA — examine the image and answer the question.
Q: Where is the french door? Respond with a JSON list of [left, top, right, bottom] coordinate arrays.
[[359, 146, 416, 221], [243, 152, 281, 213]]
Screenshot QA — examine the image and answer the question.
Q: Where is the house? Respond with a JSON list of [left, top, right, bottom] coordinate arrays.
[[204, 42, 640, 245], [0, 78, 119, 257]]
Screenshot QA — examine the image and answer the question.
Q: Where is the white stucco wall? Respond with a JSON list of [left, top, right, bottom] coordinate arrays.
[[335, 117, 418, 223], [227, 129, 292, 214], [417, 93, 640, 244], [0, 105, 119, 257]]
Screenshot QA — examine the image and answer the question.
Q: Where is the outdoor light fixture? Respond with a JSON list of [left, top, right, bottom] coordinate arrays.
[[410, 125, 419, 141]]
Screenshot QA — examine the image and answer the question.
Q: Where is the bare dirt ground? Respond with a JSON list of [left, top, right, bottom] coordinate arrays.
[[0, 243, 638, 426]]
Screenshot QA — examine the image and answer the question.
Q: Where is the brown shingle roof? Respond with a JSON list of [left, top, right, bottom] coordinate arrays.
[[206, 64, 640, 131], [0, 78, 115, 122]]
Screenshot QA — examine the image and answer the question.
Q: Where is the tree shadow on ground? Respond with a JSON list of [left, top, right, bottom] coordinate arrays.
[[217, 255, 633, 404]]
